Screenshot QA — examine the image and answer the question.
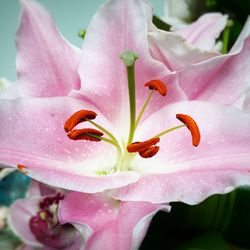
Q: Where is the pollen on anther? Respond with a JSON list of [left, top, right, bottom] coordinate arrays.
[[64, 110, 97, 132], [67, 128, 104, 141], [144, 80, 167, 96], [176, 114, 201, 146], [139, 146, 160, 158], [127, 137, 160, 153]]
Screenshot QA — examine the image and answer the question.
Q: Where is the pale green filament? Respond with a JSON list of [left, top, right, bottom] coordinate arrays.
[[120, 51, 138, 145], [135, 90, 154, 130], [86, 132, 123, 172], [84, 118, 121, 149], [85, 133, 119, 147], [153, 124, 186, 138]]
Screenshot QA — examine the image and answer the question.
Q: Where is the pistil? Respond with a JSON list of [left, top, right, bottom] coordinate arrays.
[[120, 50, 138, 145]]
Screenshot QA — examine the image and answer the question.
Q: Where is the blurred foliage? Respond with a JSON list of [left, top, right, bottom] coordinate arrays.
[[0, 171, 30, 249], [0, 171, 30, 206], [141, 187, 250, 249], [0, 229, 21, 250]]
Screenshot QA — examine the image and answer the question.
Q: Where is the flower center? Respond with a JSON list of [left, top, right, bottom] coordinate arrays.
[[29, 193, 78, 248], [64, 50, 200, 173]]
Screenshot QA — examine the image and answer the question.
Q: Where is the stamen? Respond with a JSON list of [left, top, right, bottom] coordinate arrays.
[[135, 90, 154, 130], [40, 193, 64, 210], [139, 146, 160, 158], [64, 110, 97, 132], [176, 114, 201, 146], [127, 137, 160, 153], [145, 80, 167, 96], [135, 80, 167, 130], [17, 164, 28, 175], [67, 128, 103, 141]]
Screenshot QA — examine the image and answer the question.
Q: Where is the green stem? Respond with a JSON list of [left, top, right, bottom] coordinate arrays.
[[221, 20, 233, 54], [153, 124, 185, 138], [222, 28, 230, 54], [135, 90, 154, 130]]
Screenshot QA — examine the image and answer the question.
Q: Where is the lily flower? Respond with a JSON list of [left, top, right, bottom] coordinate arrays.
[[9, 181, 83, 250], [0, 0, 250, 207]]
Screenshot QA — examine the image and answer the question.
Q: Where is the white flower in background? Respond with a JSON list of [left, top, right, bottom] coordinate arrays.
[[0, 206, 8, 229]]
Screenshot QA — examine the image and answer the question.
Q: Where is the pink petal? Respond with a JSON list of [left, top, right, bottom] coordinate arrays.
[[0, 97, 139, 192], [78, 0, 185, 127], [148, 28, 218, 71], [114, 101, 250, 204], [178, 17, 250, 105], [28, 181, 56, 197], [176, 13, 228, 51], [59, 192, 169, 250], [9, 197, 42, 247], [16, 0, 81, 97]]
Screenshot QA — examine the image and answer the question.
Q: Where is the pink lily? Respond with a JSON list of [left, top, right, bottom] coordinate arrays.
[[0, 0, 250, 208], [8, 181, 83, 250]]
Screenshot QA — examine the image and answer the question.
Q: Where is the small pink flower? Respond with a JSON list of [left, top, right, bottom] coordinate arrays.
[[9, 181, 83, 249]]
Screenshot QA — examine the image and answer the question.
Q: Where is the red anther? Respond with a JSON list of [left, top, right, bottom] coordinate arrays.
[[144, 80, 167, 96], [127, 137, 160, 153], [17, 164, 28, 175], [64, 110, 97, 132], [176, 114, 201, 146], [67, 128, 104, 141], [139, 146, 160, 158]]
